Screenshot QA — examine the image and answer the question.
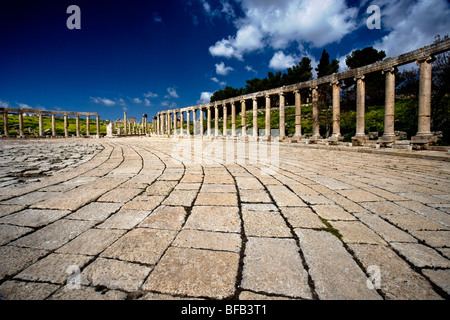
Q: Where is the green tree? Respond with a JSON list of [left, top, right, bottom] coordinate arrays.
[[315, 49, 339, 78], [282, 57, 313, 85]]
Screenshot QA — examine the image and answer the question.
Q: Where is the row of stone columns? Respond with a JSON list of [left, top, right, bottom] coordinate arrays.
[[155, 56, 435, 147], [1, 110, 100, 138]]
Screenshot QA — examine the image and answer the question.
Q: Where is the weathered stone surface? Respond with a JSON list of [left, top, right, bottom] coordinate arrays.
[[146, 180, 177, 196], [81, 258, 151, 292], [330, 221, 387, 245], [0, 204, 27, 218], [31, 187, 107, 211], [68, 202, 123, 221], [200, 184, 236, 193], [97, 210, 150, 230], [239, 189, 272, 203], [390, 243, 450, 268], [0, 224, 33, 245], [184, 206, 240, 233], [194, 192, 238, 206], [49, 285, 127, 300], [98, 188, 142, 203], [241, 203, 278, 211], [120, 196, 165, 211], [395, 200, 450, 227], [349, 244, 442, 300], [384, 211, 449, 231], [0, 209, 70, 227], [0, 280, 59, 300], [242, 210, 291, 237], [295, 229, 381, 300], [15, 253, 92, 284], [101, 228, 177, 265], [267, 185, 306, 207], [172, 229, 241, 253], [56, 229, 126, 256], [422, 269, 450, 295], [0, 246, 48, 279], [338, 189, 384, 202], [313, 204, 356, 221], [409, 230, 450, 247], [241, 237, 311, 299], [142, 247, 239, 299], [11, 219, 95, 250], [139, 205, 187, 230], [280, 207, 325, 229], [239, 291, 294, 300], [162, 190, 197, 206]]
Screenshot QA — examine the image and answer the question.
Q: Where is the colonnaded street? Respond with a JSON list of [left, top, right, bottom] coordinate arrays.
[[0, 137, 449, 300]]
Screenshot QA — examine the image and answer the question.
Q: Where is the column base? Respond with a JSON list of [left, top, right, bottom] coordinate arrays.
[[377, 134, 398, 147], [351, 134, 368, 146], [308, 134, 322, 144], [411, 134, 437, 149], [328, 133, 343, 145]]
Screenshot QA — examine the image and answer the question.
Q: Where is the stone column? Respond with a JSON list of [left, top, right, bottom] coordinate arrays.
[[199, 107, 204, 136], [241, 100, 246, 137], [352, 76, 367, 145], [3, 111, 8, 136], [231, 101, 236, 137], [223, 104, 227, 136], [330, 81, 342, 142], [124, 112, 128, 135], [64, 114, 69, 138], [412, 56, 435, 146], [96, 115, 100, 138], [76, 115, 80, 137], [86, 116, 90, 136], [279, 92, 285, 140], [18, 112, 24, 137], [252, 98, 258, 138], [214, 104, 219, 137], [173, 112, 177, 137], [186, 110, 191, 136], [378, 68, 396, 146], [51, 114, 56, 137], [180, 111, 184, 136], [207, 105, 211, 137], [265, 94, 271, 139], [311, 87, 321, 140], [192, 109, 197, 135], [38, 113, 43, 137], [294, 90, 302, 138]]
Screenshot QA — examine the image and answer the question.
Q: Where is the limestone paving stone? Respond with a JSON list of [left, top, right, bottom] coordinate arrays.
[[11, 219, 96, 250], [15, 253, 92, 284], [241, 203, 278, 212], [312, 204, 356, 221], [242, 210, 291, 237], [408, 230, 450, 248], [349, 244, 442, 300], [49, 285, 127, 300], [194, 192, 238, 206], [2, 191, 61, 206], [324, 193, 367, 213], [0, 280, 59, 300], [101, 228, 177, 265], [384, 211, 449, 231], [121, 196, 165, 211], [0, 209, 71, 228], [172, 229, 241, 253], [241, 237, 311, 299], [142, 247, 239, 299], [361, 201, 413, 216], [97, 210, 151, 230], [0, 224, 33, 246], [184, 206, 240, 233], [299, 194, 334, 205], [338, 189, 385, 202], [56, 229, 126, 256], [31, 187, 107, 211], [295, 229, 382, 300], [97, 188, 142, 203], [267, 185, 306, 207], [81, 258, 151, 292], [200, 184, 236, 193], [330, 221, 387, 245], [280, 207, 325, 229], [0, 246, 48, 280], [390, 243, 450, 268], [175, 183, 201, 190], [162, 190, 197, 207], [239, 189, 272, 203], [140, 292, 203, 300], [238, 291, 294, 300], [422, 269, 450, 295], [138, 205, 187, 230], [68, 202, 123, 221], [146, 180, 178, 196], [0, 204, 27, 218], [395, 200, 450, 227]]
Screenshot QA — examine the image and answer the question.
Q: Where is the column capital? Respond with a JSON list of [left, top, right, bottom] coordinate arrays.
[[278, 91, 285, 96], [354, 75, 365, 81], [252, 97, 257, 101], [330, 80, 340, 86], [240, 99, 245, 104], [293, 89, 300, 94], [416, 55, 435, 64], [309, 86, 318, 91], [382, 66, 396, 74]]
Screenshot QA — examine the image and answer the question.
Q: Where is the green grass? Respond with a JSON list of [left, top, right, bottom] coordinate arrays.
[[0, 115, 110, 136]]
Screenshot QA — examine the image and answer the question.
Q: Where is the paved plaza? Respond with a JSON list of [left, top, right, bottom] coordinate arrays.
[[0, 137, 449, 300]]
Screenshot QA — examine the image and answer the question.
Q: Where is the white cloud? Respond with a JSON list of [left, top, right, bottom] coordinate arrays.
[[166, 87, 179, 99], [133, 98, 142, 104], [0, 100, 9, 108], [143, 91, 158, 98], [211, 77, 227, 86], [144, 99, 151, 107], [17, 102, 32, 109], [269, 51, 298, 70], [373, 0, 450, 58], [211, 77, 220, 83], [209, 0, 358, 59], [90, 97, 116, 106], [245, 65, 257, 73], [215, 61, 234, 75], [198, 92, 213, 104]]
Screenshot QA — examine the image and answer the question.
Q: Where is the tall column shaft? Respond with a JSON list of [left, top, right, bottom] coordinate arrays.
[[311, 87, 320, 138], [214, 104, 219, 137], [38, 113, 43, 136], [279, 93, 285, 139], [199, 108, 204, 136], [383, 68, 396, 137], [186, 110, 190, 136], [294, 90, 302, 137], [76, 115, 80, 137], [173, 112, 177, 136], [3, 111, 8, 136], [96, 116, 100, 138], [252, 98, 258, 137], [207, 106, 211, 137], [355, 76, 366, 137], [18, 112, 24, 137], [64, 114, 68, 137], [332, 82, 341, 138], [192, 109, 197, 135], [86, 116, 90, 136], [231, 101, 236, 137], [180, 112, 184, 136], [265, 95, 271, 138], [241, 100, 246, 136], [124, 112, 128, 135], [51, 114, 56, 137], [223, 104, 227, 136], [417, 58, 433, 136]]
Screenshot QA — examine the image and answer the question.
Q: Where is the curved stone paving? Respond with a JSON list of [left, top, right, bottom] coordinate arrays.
[[0, 137, 449, 300]]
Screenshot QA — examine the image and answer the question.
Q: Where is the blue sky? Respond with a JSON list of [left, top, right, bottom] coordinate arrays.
[[0, 0, 449, 121]]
